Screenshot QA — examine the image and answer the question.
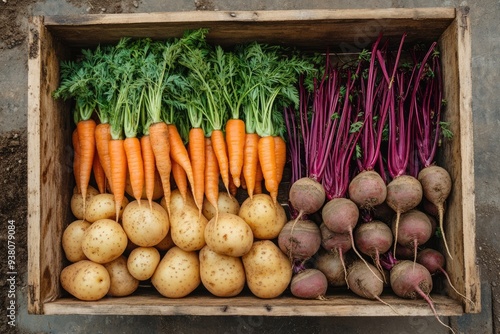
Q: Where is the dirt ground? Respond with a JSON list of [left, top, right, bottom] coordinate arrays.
[[1, 1, 499, 333]]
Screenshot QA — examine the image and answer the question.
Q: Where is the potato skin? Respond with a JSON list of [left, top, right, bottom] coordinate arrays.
[[71, 186, 99, 220], [151, 247, 200, 298], [62, 220, 91, 262], [199, 246, 246, 297], [85, 193, 129, 223], [204, 213, 253, 257], [60, 260, 110, 301], [169, 205, 208, 252], [127, 247, 161, 281], [81, 219, 128, 264], [202, 192, 240, 221], [242, 240, 292, 299], [122, 200, 170, 247], [238, 194, 287, 239], [103, 255, 139, 297]]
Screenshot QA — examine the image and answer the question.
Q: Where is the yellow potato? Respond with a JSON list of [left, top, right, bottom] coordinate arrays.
[[204, 213, 253, 257], [199, 245, 245, 297], [103, 255, 139, 297], [151, 247, 200, 298], [238, 194, 287, 239], [170, 205, 208, 251], [60, 260, 110, 301], [85, 193, 129, 223], [127, 247, 161, 281], [161, 188, 197, 214], [81, 219, 128, 264], [62, 219, 91, 262], [202, 192, 240, 221], [122, 200, 170, 247], [70, 186, 99, 220], [242, 240, 292, 299], [154, 231, 175, 252]]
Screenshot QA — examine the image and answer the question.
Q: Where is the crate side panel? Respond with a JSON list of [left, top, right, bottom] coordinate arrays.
[[27, 16, 43, 315], [43, 9, 454, 50], [29, 17, 75, 314], [42, 293, 463, 317], [438, 10, 480, 313]]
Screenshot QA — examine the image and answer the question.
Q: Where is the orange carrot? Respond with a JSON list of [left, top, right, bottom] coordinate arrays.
[[205, 136, 220, 218], [242, 132, 259, 199], [211, 129, 230, 194], [124, 137, 144, 204], [94, 123, 113, 192], [274, 135, 287, 185], [168, 124, 197, 207], [77, 119, 97, 217], [258, 135, 278, 204], [109, 138, 127, 221], [149, 122, 172, 216], [171, 159, 188, 202], [140, 135, 156, 209], [92, 152, 106, 194], [254, 161, 263, 195], [225, 118, 246, 188], [72, 128, 81, 194], [188, 127, 205, 214]]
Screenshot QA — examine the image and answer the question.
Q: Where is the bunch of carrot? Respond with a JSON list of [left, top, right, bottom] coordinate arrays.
[[53, 29, 314, 220]]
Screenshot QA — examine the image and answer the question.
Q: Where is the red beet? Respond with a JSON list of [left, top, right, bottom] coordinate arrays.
[[391, 209, 432, 262], [418, 165, 453, 259], [348, 170, 387, 209], [354, 221, 393, 276], [290, 269, 328, 299], [315, 250, 348, 287], [278, 219, 321, 261], [386, 175, 423, 256], [417, 248, 474, 307], [390, 260, 454, 332]]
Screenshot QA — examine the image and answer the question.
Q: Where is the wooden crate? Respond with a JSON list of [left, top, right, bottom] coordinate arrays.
[[27, 8, 479, 316]]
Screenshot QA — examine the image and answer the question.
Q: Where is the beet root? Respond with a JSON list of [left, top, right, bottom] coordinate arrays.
[[348, 170, 387, 209], [354, 221, 393, 276], [391, 209, 433, 262], [278, 219, 321, 261], [290, 269, 328, 299], [386, 175, 423, 256], [347, 260, 384, 300], [418, 165, 453, 259], [417, 248, 474, 307], [347, 260, 398, 314], [315, 250, 348, 287], [390, 260, 455, 333], [322, 198, 359, 234], [289, 177, 326, 217]]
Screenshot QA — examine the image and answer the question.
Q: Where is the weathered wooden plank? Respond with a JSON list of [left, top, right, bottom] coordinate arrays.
[[27, 15, 43, 315], [42, 9, 455, 51], [438, 7, 479, 313], [42, 292, 462, 317], [27, 16, 74, 315]]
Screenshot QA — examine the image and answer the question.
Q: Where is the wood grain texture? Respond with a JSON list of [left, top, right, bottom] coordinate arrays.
[[27, 16, 74, 314], [438, 8, 480, 314], [42, 9, 455, 51], [43, 290, 462, 316]]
